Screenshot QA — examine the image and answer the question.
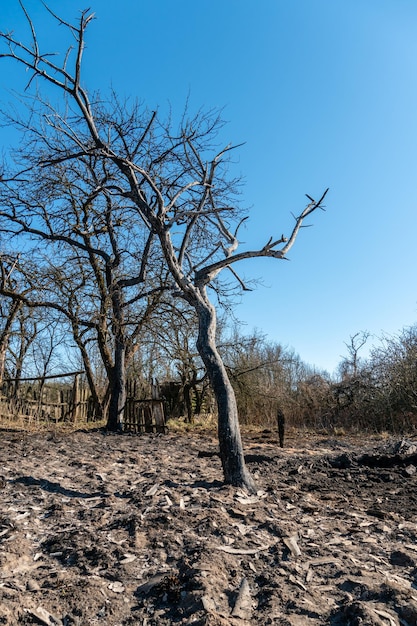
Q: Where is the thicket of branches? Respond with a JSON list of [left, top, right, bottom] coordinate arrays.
[[288, 327, 417, 433]]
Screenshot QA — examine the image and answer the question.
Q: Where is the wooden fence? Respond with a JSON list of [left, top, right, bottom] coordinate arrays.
[[0, 372, 92, 425], [0, 374, 166, 433]]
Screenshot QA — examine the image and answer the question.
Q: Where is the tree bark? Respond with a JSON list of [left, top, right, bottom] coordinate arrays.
[[195, 293, 256, 493], [0, 299, 22, 386], [106, 335, 126, 432], [183, 381, 193, 424], [106, 280, 127, 432]]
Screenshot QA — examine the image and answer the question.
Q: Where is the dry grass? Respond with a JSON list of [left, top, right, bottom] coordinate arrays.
[[0, 411, 106, 434], [0, 411, 219, 435], [166, 413, 217, 433]]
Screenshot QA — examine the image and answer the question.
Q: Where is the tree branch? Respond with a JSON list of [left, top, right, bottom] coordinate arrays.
[[281, 188, 329, 256], [194, 190, 328, 285]]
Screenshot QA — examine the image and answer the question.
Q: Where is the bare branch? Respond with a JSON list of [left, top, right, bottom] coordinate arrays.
[[40, 2, 90, 31], [281, 188, 329, 256], [195, 245, 286, 284], [227, 265, 253, 292], [194, 189, 329, 285], [132, 109, 157, 156], [17, 0, 40, 92], [74, 11, 95, 90]]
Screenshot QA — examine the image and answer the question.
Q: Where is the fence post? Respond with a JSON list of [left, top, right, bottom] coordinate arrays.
[[277, 408, 285, 448], [71, 374, 80, 422], [152, 378, 160, 400]]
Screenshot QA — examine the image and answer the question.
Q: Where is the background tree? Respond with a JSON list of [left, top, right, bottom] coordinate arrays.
[[0, 114, 167, 430], [0, 255, 35, 388], [145, 302, 210, 422], [0, 297, 22, 386], [221, 328, 296, 427], [338, 331, 370, 380], [366, 326, 417, 430], [0, 6, 328, 491]]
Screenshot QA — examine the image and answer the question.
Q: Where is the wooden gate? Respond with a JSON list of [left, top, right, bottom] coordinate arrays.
[[123, 378, 166, 433], [123, 398, 166, 433]]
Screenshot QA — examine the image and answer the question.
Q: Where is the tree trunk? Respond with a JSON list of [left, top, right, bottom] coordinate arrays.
[[106, 281, 127, 432], [195, 294, 256, 493], [71, 321, 105, 421], [106, 337, 126, 432], [0, 299, 21, 386], [183, 381, 193, 423], [0, 340, 8, 388]]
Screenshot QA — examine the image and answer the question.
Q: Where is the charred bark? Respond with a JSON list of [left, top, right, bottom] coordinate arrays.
[[195, 295, 256, 493], [277, 408, 285, 448], [106, 337, 126, 432]]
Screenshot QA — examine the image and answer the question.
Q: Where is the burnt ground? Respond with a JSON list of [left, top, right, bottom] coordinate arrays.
[[1, 427, 417, 625]]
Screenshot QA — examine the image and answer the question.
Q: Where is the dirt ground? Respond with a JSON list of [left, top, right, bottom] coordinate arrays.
[[1, 426, 417, 626]]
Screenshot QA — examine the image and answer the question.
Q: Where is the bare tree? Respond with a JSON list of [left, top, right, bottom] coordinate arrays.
[[0, 255, 33, 387], [339, 331, 370, 379], [368, 326, 417, 428], [0, 103, 168, 430], [221, 328, 295, 427], [0, 297, 22, 386], [145, 302, 210, 422], [7, 306, 38, 393], [0, 6, 328, 491]]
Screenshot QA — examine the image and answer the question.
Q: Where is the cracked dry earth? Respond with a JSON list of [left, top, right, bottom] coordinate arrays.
[[1, 428, 417, 625]]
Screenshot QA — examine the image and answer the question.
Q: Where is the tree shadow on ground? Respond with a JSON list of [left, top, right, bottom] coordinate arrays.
[[12, 476, 106, 499]]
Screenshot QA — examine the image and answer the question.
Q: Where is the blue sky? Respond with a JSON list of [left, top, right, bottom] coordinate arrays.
[[1, 1, 417, 374]]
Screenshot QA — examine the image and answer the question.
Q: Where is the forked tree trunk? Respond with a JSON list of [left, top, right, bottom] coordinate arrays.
[[195, 295, 256, 493]]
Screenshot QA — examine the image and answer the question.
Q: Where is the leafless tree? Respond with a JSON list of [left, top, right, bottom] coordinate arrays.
[[0, 256, 33, 387], [369, 326, 417, 428], [338, 331, 370, 379], [0, 285, 22, 387], [221, 328, 291, 426], [0, 98, 168, 430], [7, 306, 38, 393], [0, 257, 75, 393], [145, 302, 209, 422], [0, 298, 22, 386], [0, 6, 328, 491]]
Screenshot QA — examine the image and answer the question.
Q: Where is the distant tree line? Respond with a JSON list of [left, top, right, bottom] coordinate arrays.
[[1, 289, 416, 435], [288, 327, 417, 433]]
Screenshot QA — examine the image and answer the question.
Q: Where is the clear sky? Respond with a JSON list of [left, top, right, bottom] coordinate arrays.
[[1, 0, 417, 375]]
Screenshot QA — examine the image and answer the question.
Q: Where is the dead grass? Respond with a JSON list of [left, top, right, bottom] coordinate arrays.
[[0, 410, 219, 436], [166, 412, 217, 433], [0, 412, 106, 434]]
